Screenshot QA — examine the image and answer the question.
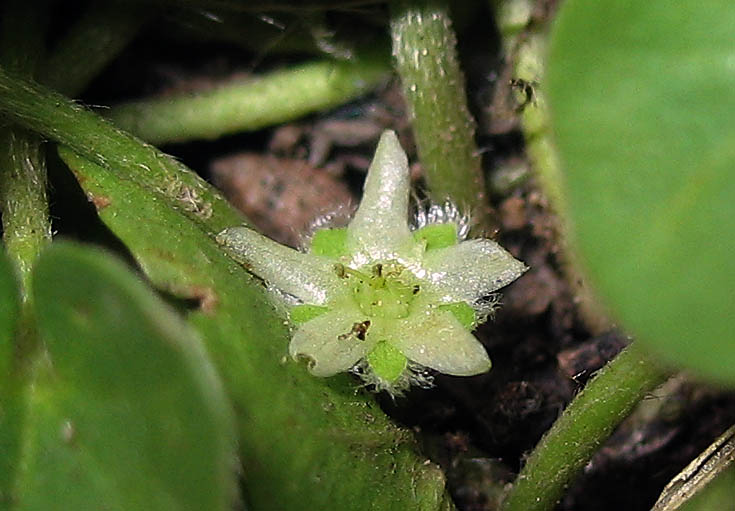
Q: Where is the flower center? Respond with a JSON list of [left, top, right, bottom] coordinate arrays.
[[335, 262, 419, 319]]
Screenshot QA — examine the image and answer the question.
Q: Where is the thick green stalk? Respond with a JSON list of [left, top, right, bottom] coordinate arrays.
[[0, 4, 50, 504], [0, 0, 51, 299], [0, 67, 245, 232], [0, 0, 152, 299], [0, 5, 155, 505], [108, 53, 390, 144], [40, 2, 152, 97], [501, 343, 670, 511], [390, 0, 489, 229], [0, 131, 50, 296]]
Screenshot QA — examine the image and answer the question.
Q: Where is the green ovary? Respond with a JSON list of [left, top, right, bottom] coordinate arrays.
[[366, 341, 408, 383], [346, 262, 418, 319], [336, 262, 417, 385]]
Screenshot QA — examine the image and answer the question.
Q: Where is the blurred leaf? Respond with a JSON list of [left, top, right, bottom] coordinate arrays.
[[0, 248, 22, 506], [0, 249, 19, 385], [16, 242, 236, 511], [547, 0, 735, 383], [59, 148, 454, 510]]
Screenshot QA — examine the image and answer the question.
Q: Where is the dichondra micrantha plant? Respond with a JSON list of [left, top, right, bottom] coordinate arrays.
[[217, 131, 527, 396]]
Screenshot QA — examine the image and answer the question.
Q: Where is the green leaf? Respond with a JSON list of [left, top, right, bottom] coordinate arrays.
[[547, 0, 735, 383], [366, 341, 408, 383], [59, 148, 455, 510], [0, 250, 20, 387], [310, 227, 348, 257], [0, 248, 23, 507], [20, 242, 236, 511], [413, 223, 458, 251], [290, 304, 330, 324], [438, 302, 475, 330]]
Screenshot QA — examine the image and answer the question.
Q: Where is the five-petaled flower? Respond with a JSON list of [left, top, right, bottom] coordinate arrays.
[[217, 131, 527, 396]]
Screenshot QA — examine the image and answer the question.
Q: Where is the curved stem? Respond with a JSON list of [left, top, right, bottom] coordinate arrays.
[[0, 67, 245, 232], [108, 52, 391, 144], [390, 0, 490, 232], [501, 343, 670, 511]]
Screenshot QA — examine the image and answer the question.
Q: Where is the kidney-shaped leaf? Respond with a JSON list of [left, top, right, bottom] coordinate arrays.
[[22, 242, 236, 511], [547, 0, 735, 383]]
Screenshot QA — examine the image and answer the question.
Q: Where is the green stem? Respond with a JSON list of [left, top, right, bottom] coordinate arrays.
[[0, 66, 245, 232], [491, 0, 612, 332], [0, 131, 51, 297], [390, 0, 490, 230], [0, 0, 148, 298], [108, 52, 391, 144], [40, 1, 153, 97], [0, 0, 51, 300], [0, 5, 152, 495], [0, 6, 50, 497], [501, 343, 670, 511], [513, 32, 566, 213]]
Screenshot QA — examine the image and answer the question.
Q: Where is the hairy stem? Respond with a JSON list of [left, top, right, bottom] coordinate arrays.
[[0, 67, 245, 232], [0, 6, 50, 494], [501, 343, 670, 511], [108, 52, 390, 144], [0, 0, 151, 297], [491, 0, 612, 334], [0, 131, 51, 297], [390, 0, 490, 231], [0, 0, 51, 299]]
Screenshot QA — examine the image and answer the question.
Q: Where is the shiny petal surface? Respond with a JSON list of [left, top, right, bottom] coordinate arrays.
[[289, 308, 377, 377], [391, 309, 491, 376], [422, 239, 527, 303], [347, 131, 413, 262], [217, 226, 340, 304]]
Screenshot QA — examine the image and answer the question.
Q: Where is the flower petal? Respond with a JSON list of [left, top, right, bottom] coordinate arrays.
[[347, 131, 413, 261], [289, 309, 377, 377], [217, 226, 341, 304], [421, 239, 527, 303], [391, 309, 491, 376]]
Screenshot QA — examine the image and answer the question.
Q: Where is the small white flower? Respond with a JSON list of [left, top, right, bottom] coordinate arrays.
[[217, 131, 527, 396]]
